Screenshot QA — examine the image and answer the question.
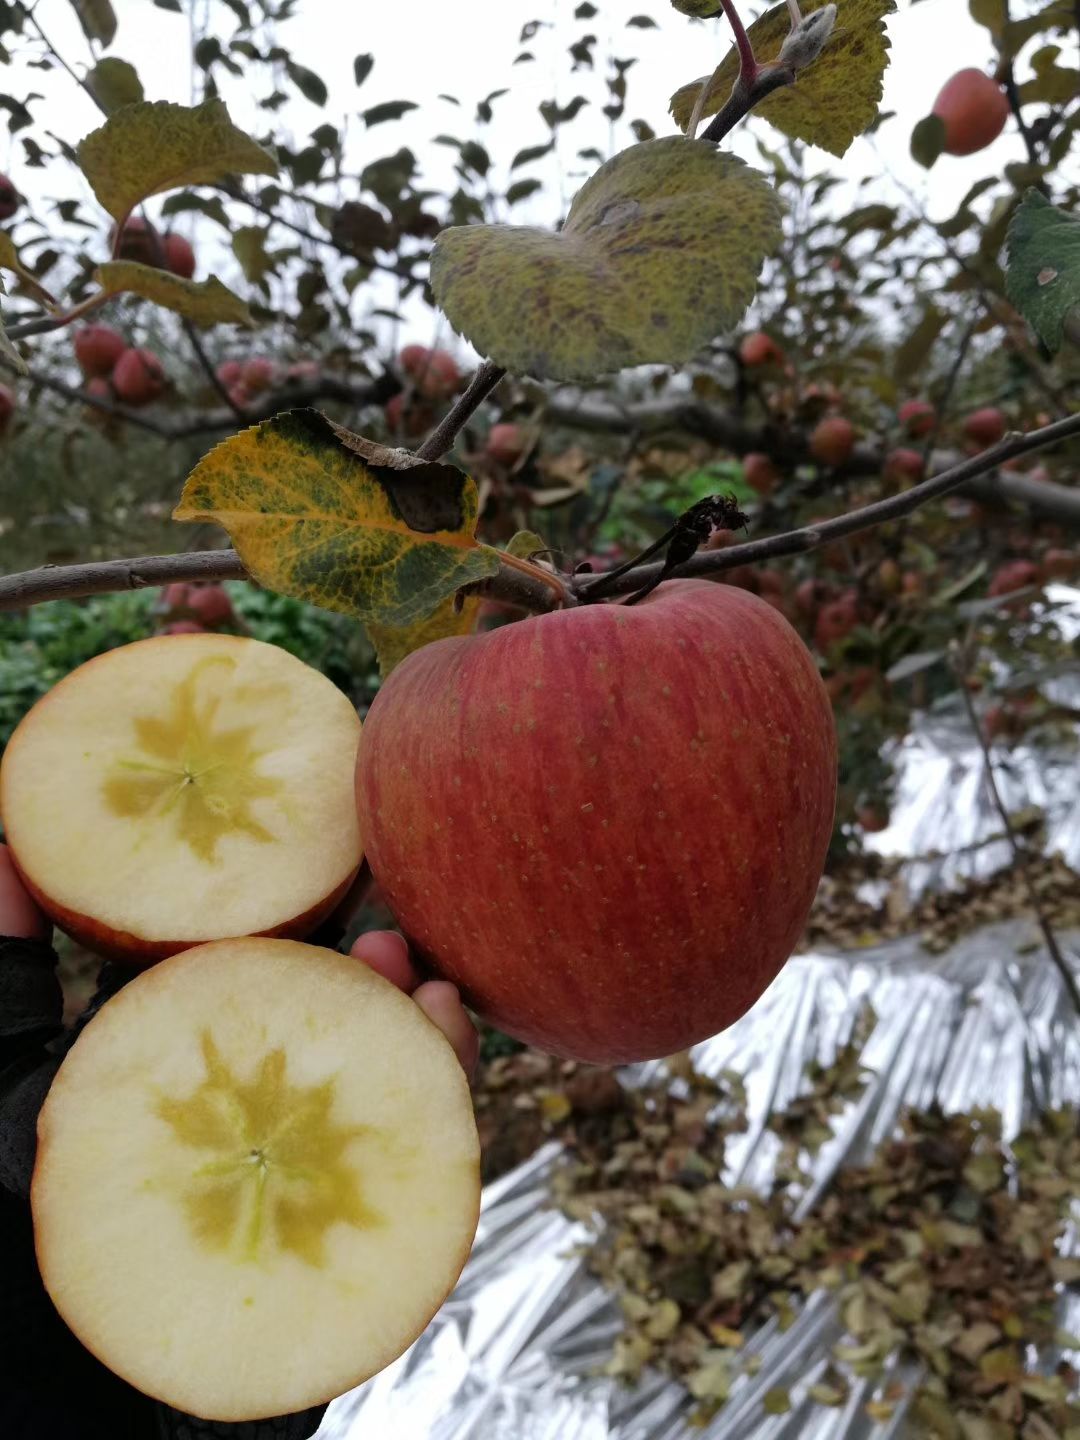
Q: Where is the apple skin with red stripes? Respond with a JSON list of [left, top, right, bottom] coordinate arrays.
[[356, 579, 837, 1064]]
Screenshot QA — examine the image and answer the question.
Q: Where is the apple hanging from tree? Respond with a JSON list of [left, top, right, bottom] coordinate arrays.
[[738, 331, 785, 367], [0, 171, 19, 220], [216, 359, 242, 387], [162, 231, 196, 278], [0, 633, 363, 962], [932, 68, 1009, 156], [112, 348, 166, 406], [31, 936, 480, 1421], [399, 344, 460, 399], [356, 580, 837, 1064], [742, 451, 779, 496], [963, 406, 1006, 449], [74, 324, 126, 378], [897, 399, 935, 438], [809, 415, 855, 467], [485, 422, 528, 467]]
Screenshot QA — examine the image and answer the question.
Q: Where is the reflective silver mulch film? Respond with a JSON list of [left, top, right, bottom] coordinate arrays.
[[317, 610, 1080, 1440]]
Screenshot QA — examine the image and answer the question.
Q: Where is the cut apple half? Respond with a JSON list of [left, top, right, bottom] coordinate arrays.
[[32, 937, 481, 1421], [0, 634, 363, 962]]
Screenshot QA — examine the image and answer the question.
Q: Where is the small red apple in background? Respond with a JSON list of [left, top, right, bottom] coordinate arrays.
[[884, 447, 925, 484], [216, 359, 242, 387], [399, 344, 460, 400], [74, 324, 126, 378], [809, 416, 855, 467], [227, 384, 251, 409], [0, 383, 15, 435], [113, 348, 165, 406], [739, 331, 785, 367], [162, 232, 195, 278], [963, 406, 1006, 449], [932, 69, 1009, 156], [742, 451, 778, 496], [898, 399, 935, 438], [187, 584, 235, 627], [988, 559, 1040, 599], [241, 357, 276, 394], [83, 376, 113, 408], [162, 620, 206, 635], [160, 581, 193, 613], [1042, 548, 1078, 582], [857, 803, 889, 833], [384, 392, 434, 435], [814, 590, 858, 652], [485, 422, 528, 467], [357, 580, 837, 1064], [0, 172, 19, 221]]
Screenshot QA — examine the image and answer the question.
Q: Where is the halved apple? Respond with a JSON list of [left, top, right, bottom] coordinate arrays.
[[0, 634, 363, 962], [32, 937, 481, 1421]]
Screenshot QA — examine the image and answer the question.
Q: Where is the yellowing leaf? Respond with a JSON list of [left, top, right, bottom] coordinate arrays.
[[670, 0, 896, 158], [70, 0, 117, 46], [96, 260, 253, 328], [78, 98, 278, 223], [432, 137, 782, 381], [366, 592, 480, 678], [0, 233, 57, 308], [174, 409, 501, 627], [0, 278, 27, 377]]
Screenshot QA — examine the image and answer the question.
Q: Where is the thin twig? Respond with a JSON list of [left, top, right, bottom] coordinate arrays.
[[950, 643, 1080, 1017], [574, 409, 1080, 600], [415, 360, 505, 461]]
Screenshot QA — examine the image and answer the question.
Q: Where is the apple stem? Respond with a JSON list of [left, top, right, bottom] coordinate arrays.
[[718, 0, 760, 93], [496, 549, 574, 607]]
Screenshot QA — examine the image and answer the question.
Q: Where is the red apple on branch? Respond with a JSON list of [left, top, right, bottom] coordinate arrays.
[[241, 357, 276, 394], [163, 231, 195, 278], [399, 344, 460, 399], [963, 406, 1006, 449], [485, 422, 528, 467], [932, 69, 1009, 156], [897, 399, 935, 438], [0, 172, 19, 220], [742, 451, 778, 496], [74, 324, 126, 378], [356, 580, 837, 1064], [113, 348, 166, 406], [809, 416, 855, 467], [739, 331, 785, 367]]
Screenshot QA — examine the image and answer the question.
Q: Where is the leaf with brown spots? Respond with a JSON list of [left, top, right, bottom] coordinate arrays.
[[173, 409, 500, 626], [431, 136, 783, 382], [670, 0, 896, 159]]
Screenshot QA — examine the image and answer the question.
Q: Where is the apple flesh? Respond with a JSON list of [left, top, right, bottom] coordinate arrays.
[[356, 580, 837, 1063], [31, 936, 480, 1421], [0, 634, 363, 962]]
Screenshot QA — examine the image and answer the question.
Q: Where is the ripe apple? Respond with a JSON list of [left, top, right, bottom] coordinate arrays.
[[163, 231, 195, 278], [963, 406, 1006, 448], [486, 422, 527, 467], [216, 359, 242, 387], [187, 583, 235, 627], [739, 331, 784, 367], [809, 416, 855, 467], [241, 357, 276, 394], [74, 324, 125, 378], [898, 399, 935, 438], [884, 447, 925, 484], [0, 633, 363, 963], [31, 936, 480, 1421], [0, 382, 15, 435], [356, 580, 837, 1064], [814, 591, 858, 651], [113, 348, 166, 406], [0, 171, 18, 220], [227, 383, 251, 410], [742, 451, 778, 496], [932, 69, 1009, 156], [399, 344, 460, 399]]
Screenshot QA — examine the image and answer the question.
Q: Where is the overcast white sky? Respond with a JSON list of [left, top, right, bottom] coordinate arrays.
[[2, 0, 1063, 351]]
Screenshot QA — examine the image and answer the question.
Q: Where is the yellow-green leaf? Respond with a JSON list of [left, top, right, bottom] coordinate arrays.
[[78, 98, 278, 223], [505, 529, 548, 560], [432, 137, 782, 382], [366, 592, 480, 678], [86, 58, 144, 115], [670, 0, 896, 158], [96, 260, 253, 328], [0, 233, 57, 308], [174, 409, 501, 626], [671, 0, 722, 13], [232, 226, 275, 285], [0, 278, 27, 377]]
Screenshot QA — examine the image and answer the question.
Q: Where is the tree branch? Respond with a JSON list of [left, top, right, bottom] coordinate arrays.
[[573, 410, 1080, 601], [415, 360, 505, 461]]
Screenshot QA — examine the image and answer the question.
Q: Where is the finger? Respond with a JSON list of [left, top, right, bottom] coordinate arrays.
[[350, 930, 421, 994], [414, 980, 480, 1081], [0, 844, 50, 942]]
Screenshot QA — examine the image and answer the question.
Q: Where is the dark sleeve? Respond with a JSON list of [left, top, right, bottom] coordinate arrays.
[[0, 938, 328, 1440]]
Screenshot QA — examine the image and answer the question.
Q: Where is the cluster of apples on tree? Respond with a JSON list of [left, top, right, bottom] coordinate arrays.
[[1, 0, 1079, 1428]]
